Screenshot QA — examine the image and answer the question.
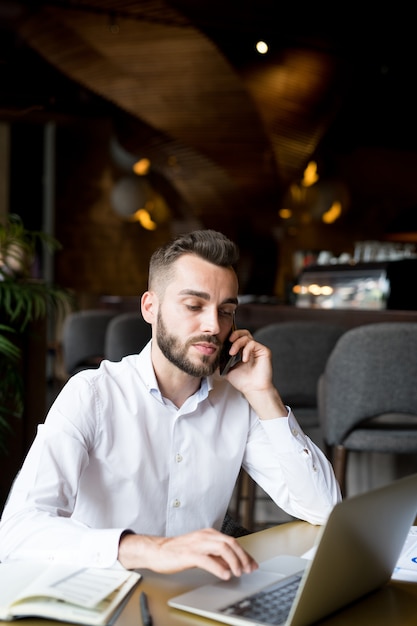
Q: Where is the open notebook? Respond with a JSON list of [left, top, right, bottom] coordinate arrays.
[[169, 473, 417, 626]]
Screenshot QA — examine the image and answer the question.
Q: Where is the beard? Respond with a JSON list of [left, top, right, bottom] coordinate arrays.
[[156, 310, 221, 377]]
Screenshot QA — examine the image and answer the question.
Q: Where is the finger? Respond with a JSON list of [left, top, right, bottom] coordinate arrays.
[[159, 530, 258, 578], [202, 534, 258, 578], [194, 554, 234, 580], [229, 332, 253, 355], [195, 549, 257, 580], [219, 540, 258, 576]]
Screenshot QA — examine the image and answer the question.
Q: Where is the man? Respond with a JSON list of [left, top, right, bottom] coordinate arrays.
[[0, 230, 341, 580]]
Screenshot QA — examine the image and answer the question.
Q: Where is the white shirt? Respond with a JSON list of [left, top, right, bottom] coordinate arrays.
[[0, 341, 340, 567]]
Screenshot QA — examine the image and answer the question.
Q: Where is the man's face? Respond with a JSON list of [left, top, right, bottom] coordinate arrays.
[[156, 310, 218, 376], [154, 254, 239, 377]]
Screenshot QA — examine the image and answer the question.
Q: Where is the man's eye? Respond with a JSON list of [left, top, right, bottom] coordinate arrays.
[[219, 310, 234, 318], [186, 305, 201, 311]]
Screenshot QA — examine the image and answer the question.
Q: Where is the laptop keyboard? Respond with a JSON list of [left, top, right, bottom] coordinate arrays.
[[221, 573, 303, 625]]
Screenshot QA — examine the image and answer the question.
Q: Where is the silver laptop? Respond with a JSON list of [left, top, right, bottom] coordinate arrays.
[[168, 473, 417, 626]]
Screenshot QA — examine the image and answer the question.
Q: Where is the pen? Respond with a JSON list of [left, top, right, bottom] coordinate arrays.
[[140, 591, 153, 626]]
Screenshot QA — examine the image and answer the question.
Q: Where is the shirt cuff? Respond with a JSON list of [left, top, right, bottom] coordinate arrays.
[[259, 407, 309, 451], [76, 528, 128, 568]]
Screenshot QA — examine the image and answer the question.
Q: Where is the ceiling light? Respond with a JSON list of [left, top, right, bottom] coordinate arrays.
[[301, 161, 319, 187], [110, 176, 153, 218], [255, 41, 268, 54], [132, 209, 157, 230], [132, 158, 151, 176], [322, 201, 342, 224]]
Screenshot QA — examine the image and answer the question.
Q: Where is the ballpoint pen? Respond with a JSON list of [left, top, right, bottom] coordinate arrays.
[[139, 591, 153, 626]]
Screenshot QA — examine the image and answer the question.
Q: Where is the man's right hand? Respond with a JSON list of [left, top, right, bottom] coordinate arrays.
[[118, 527, 258, 579]]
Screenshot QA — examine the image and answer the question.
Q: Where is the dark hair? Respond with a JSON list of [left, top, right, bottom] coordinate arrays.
[[148, 229, 239, 291]]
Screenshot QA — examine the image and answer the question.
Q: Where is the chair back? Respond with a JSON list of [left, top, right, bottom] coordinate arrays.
[[61, 309, 116, 376], [318, 322, 417, 446], [104, 312, 151, 361], [253, 321, 345, 422]]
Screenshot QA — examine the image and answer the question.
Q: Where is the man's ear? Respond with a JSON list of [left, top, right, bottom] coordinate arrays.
[[141, 291, 156, 323]]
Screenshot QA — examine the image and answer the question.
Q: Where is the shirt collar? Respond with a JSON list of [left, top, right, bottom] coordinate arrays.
[[137, 339, 214, 402]]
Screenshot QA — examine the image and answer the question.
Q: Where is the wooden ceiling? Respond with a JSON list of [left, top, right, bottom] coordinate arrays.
[[1, 1, 417, 239]]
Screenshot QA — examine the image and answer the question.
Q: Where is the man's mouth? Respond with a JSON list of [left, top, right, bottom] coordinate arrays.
[[192, 342, 218, 357]]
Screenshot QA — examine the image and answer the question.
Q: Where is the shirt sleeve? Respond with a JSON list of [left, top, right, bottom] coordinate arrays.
[[0, 376, 128, 568], [243, 408, 342, 525]]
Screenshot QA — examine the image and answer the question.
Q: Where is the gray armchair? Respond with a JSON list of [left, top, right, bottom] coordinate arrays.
[[104, 312, 151, 362], [318, 322, 417, 496], [234, 320, 345, 531], [61, 309, 116, 377], [254, 320, 345, 430]]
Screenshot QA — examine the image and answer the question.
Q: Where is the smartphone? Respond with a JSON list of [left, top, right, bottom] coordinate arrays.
[[219, 319, 242, 376]]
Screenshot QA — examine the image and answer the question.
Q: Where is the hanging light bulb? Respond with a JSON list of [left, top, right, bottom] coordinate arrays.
[[255, 40, 268, 54], [302, 161, 319, 187]]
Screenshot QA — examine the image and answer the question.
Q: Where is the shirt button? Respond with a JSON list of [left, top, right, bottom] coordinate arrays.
[[175, 453, 183, 463], [291, 428, 298, 436], [173, 499, 181, 508]]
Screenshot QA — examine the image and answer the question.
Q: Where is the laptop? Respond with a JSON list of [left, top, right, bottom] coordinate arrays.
[[168, 473, 417, 626]]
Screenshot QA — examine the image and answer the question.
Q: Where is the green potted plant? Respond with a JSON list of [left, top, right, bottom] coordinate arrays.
[[0, 214, 71, 453]]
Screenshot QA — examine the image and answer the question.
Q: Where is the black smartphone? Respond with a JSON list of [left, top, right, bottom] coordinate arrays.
[[219, 319, 242, 376]]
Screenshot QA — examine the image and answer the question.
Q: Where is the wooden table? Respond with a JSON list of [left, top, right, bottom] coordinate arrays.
[[16, 521, 417, 626], [114, 520, 417, 626]]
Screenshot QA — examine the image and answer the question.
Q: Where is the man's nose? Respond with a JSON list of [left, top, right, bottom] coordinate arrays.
[[201, 310, 221, 335]]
